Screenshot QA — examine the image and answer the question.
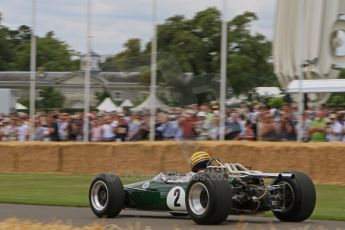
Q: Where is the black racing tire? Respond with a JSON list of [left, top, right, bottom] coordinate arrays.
[[89, 173, 125, 218], [185, 173, 232, 225], [169, 212, 189, 217], [273, 172, 316, 222]]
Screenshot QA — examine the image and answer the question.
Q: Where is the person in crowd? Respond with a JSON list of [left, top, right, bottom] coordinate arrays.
[[0, 121, 4, 141], [179, 110, 196, 140], [248, 105, 260, 140], [207, 115, 220, 140], [155, 113, 165, 141], [115, 114, 129, 142], [301, 112, 312, 142], [48, 114, 60, 141], [58, 115, 69, 141], [101, 116, 115, 141], [194, 111, 208, 140], [111, 113, 119, 129], [255, 105, 270, 141], [66, 117, 78, 141], [238, 120, 255, 141], [238, 114, 247, 137], [225, 112, 242, 140], [128, 112, 143, 141], [42, 123, 51, 142], [309, 111, 328, 142], [33, 119, 46, 141], [5, 118, 18, 141], [157, 113, 179, 140], [260, 114, 280, 141], [279, 113, 297, 141], [326, 113, 343, 142], [238, 103, 248, 117], [17, 118, 30, 141], [91, 119, 103, 142]]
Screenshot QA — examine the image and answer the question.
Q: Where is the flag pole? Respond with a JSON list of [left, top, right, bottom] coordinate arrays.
[[297, 0, 305, 141], [149, 0, 157, 141], [219, 0, 228, 141], [83, 0, 92, 142], [29, 0, 37, 141]]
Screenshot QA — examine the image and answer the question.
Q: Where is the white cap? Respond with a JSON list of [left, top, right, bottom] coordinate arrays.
[[186, 110, 195, 114], [197, 111, 206, 117]]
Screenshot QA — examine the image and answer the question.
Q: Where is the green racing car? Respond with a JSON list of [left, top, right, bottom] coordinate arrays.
[[89, 158, 316, 225]]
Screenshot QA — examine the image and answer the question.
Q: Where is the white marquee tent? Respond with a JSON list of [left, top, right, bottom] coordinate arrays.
[[131, 94, 170, 112], [255, 87, 282, 97], [287, 79, 345, 93], [120, 99, 134, 107], [96, 97, 117, 112], [16, 102, 28, 110]]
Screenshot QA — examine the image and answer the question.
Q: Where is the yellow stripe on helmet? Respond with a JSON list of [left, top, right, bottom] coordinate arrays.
[[191, 151, 211, 167]]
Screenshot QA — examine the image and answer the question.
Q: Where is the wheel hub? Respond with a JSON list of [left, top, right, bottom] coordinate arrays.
[[91, 181, 109, 211], [188, 182, 210, 215]]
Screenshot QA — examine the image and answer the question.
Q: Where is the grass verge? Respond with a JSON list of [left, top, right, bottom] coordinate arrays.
[[0, 173, 344, 221]]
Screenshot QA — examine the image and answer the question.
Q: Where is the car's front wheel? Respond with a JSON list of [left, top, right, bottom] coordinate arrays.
[[185, 173, 232, 225], [89, 173, 125, 218]]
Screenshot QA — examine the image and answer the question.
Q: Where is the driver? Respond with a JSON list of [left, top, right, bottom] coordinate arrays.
[[191, 151, 211, 173]]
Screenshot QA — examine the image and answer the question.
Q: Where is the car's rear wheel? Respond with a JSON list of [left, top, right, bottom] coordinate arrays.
[[186, 173, 232, 225], [89, 173, 125, 218], [273, 172, 316, 222]]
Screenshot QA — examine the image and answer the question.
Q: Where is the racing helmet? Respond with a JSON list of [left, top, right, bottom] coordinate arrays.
[[191, 151, 211, 173]]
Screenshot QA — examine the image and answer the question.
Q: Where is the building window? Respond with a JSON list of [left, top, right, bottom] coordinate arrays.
[[112, 91, 123, 101]]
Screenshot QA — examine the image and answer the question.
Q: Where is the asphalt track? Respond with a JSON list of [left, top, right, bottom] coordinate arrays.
[[0, 204, 344, 230]]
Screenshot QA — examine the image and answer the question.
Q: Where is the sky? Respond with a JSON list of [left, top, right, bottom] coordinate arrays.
[[0, 0, 276, 55]]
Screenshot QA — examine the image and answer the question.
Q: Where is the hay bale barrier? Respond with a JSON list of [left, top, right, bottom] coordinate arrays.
[[0, 141, 344, 184]]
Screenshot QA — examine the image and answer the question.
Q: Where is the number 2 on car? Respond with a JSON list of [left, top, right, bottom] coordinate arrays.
[[166, 186, 186, 211]]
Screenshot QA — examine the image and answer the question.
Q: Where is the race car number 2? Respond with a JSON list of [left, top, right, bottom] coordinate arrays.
[[166, 186, 186, 211]]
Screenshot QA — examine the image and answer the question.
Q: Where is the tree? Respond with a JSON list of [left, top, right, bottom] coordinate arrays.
[[226, 12, 277, 95], [154, 8, 277, 97], [38, 86, 65, 110], [9, 30, 79, 71], [0, 14, 79, 71], [0, 19, 16, 70], [327, 94, 345, 107], [268, 97, 284, 109], [101, 8, 276, 103], [36, 31, 79, 71], [101, 38, 145, 71], [95, 89, 111, 104]]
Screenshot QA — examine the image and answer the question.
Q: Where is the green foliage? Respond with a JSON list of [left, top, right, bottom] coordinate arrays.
[[155, 8, 277, 96], [227, 12, 277, 95], [95, 89, 111, 104], [1, 9, 277, 100], [0, 17, 78, 71], [268, 97, 284, 109], [101, 8, 276, 104], [327, 93, 345, 107], [101, 38, 145, 72], [17, 98, 30, 109], [38, 86, 65, 110], [36, 31, 79, 71], [0, 25, 16, 70]]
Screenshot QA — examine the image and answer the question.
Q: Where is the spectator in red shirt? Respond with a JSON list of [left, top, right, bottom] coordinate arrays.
[[179, 110, 196, 140]]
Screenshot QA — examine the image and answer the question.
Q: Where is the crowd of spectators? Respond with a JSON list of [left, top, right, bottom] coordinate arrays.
[[1, 103, 345, 142]]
